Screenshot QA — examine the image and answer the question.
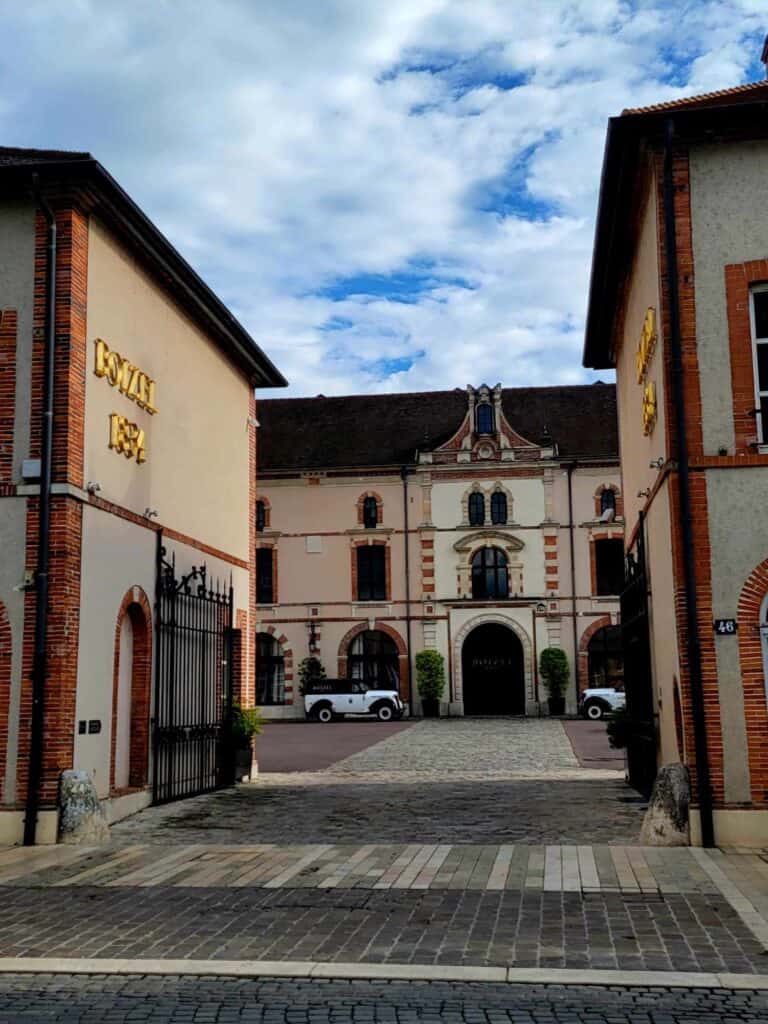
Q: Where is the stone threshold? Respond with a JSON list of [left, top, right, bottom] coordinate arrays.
[[0, 958, 767, 990]]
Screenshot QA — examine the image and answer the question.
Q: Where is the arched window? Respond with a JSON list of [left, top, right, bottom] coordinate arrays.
[[471, 547, 509, 600], [491, 491, 508, 525], [476, 403, 494, 434], [348, 629, 400, 689], [363, 495, 378, 529], [256, 500, 266, 533], [256, 633, 285, 705], [600, 489, 616, 515], [468, 491, 485, 526], [587, 625, 623, 690]]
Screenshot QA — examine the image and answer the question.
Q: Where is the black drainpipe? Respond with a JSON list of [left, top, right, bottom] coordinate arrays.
[[401, 466, 414, 716], [662, 118, 715, 848], [566, 461, 579, 710], [24, 179, 56, 846]]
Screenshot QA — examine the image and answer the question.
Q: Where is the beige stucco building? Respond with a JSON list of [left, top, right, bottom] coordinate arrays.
[[0, 147, 285, 843], [583, 81, 768, 846], [256, 384, 623, 718]]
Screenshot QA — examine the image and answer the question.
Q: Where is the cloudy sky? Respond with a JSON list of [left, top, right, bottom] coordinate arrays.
[[1, 2, 765, 396]]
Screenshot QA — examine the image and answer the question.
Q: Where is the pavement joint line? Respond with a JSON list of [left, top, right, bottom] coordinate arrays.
[[1, 958, 768, 988]]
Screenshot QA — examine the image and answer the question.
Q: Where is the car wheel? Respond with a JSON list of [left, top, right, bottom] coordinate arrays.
[[316, 705, 333, 724], [376, 702, 394, 722], [584, 701, 605, 721]]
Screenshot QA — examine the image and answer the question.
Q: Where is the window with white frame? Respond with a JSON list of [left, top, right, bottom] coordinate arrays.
[[751, 288, 768, 442]]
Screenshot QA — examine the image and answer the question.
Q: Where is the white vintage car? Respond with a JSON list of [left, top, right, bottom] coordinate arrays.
[[304, 679, 405, 723], [578, 686, 626, 720]]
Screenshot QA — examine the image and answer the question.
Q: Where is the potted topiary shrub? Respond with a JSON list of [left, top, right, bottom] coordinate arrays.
[[231, 702, 263, 781], [539, 647, 569, 716], [298, 655, 326, 696], [416, 649, 446, 718]]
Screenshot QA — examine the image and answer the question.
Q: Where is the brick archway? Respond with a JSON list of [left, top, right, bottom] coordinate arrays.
[[0, 601, 10, 802], [337, 621, 409, 701], [737, 560, 768, 807], [578, 615, 613, 693], [110, 587, 152, 793]]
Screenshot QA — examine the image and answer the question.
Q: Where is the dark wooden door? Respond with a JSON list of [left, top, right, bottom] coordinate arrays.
[[462, 623, 525, 715]]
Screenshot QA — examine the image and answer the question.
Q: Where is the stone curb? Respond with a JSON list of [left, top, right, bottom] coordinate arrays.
[[0, 959, 767, 989]]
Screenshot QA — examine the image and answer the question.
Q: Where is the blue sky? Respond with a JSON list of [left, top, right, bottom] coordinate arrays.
[[1, 1, 766, 395]]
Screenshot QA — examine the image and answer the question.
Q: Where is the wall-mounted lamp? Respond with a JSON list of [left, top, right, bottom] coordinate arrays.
[[637, 488, 651, 499], [144, 508, 159, 520], [308, 619, 319, 654], [649, 457, 664, 470], [535, 602, 547, 614], [86, 481, 101, 495]]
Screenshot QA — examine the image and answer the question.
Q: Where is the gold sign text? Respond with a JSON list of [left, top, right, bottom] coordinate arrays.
[[95, 339, 158, 414], [109, 413, 146, 464], [642, 380, 657, 436], [636, 307, 657, 384]]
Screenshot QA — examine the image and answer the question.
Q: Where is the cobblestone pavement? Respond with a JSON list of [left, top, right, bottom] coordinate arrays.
[[0, 975, 766, 1023], [0, 885, 764, 972]]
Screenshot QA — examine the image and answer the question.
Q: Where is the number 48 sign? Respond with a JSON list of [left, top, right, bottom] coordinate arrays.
[[714, 619, 738, 635]]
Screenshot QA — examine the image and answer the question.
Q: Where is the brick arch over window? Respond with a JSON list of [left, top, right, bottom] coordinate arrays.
[[578, 615, 613, 693], [337, 621, 409, 701], [0, 601, 11, 801], [737, 560, 768, 806], [356, 491, 383, 525], [260, 625, 294, 704], [110, 587, 152, 793], [452, 613, 533, 708], [594, 484, 623, 519]]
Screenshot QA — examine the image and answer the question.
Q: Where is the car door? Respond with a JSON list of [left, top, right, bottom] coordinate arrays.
[[346, 683, 366, 714]]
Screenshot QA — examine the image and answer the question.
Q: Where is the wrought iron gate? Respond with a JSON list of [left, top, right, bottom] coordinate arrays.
[[153, 546, 234, 804], [619, 512, 658, 796]]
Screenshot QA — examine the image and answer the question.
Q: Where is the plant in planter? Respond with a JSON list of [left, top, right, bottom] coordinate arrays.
[[298, 656, 326, 696], [539, 647, 569, 716], [416, 649, 446, 718], [230, 702, 263, 781]]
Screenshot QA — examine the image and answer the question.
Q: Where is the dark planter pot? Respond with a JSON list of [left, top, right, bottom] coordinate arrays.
[[235, 742, 253, 779], [547, 696, 566, 716], [421, 698, 440, 718]]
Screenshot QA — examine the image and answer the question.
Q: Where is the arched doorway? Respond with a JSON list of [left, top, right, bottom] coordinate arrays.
[[111, 592, 152, 793], [587, 625, 624, 690], [348, 630, 400, 690], [462, 623, 525, 715]]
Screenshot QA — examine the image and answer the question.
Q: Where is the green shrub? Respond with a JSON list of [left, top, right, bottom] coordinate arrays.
[[231, 703, 263, 746], [298, 656, 326, 695], [415, 650, 446, 701], [539, 647, 569, 697]]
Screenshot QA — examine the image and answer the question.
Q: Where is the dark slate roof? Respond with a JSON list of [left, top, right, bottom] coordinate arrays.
[[0, 146, 286, 387], [258, 382, 618, 472]]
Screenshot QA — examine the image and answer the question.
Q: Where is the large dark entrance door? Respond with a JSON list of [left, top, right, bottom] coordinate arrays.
[[153, 546, 234, 805], [462, 623, 525, 715]]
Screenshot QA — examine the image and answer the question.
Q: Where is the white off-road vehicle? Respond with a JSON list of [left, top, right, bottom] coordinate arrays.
[[578, 686, 626, 720], [304, 679, 405, 723]]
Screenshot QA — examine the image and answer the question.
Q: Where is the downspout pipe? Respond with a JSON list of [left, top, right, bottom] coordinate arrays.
[[566, 461, 579, 711], [400, 466, 414, 716], [24, 179, 56, 846], [662, 118, 715, 848]]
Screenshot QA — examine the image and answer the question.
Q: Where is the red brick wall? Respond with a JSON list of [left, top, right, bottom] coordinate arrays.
[[0, 310, 17, 488], [737, 560, 768, 807], [109, 588, 152, 793]]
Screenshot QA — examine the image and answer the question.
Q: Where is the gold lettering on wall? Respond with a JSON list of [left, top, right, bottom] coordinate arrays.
[[109, 413, 147, 464], [642, 380, 657, 436], [635, 307, 657, 384], [94, 339, 158, 414]]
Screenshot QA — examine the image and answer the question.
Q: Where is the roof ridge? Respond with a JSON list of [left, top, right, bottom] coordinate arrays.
[[259, 381, 615, 404], [622, 79, 768, 116]]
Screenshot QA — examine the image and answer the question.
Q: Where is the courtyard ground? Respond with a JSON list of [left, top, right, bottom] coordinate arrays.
[[1, 718, 767, 1021]]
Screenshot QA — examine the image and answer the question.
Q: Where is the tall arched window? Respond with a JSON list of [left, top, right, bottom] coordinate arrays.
[[348, 630, 400, 689], [600, 489, 616, 515], [256, 633, 285, 705], [587, 625, 624, 690], [363, 495, 378, 529], [256, 500, 266, 533], [471, 547, 509, 600], [476, 403, 494, 434], [491, 491, 508, 525], [468, 491, 485, 526]]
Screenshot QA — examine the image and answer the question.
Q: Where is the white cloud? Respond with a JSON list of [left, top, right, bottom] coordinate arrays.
[[0, 0, 765, 395]]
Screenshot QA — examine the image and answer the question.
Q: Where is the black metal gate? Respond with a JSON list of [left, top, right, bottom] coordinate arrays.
[[152, 546, 234, 804], [620, 512, 658, 796]]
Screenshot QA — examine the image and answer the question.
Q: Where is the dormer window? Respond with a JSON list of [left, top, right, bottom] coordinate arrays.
[[468, 492, 485, 526], [476, 402, 494, 435], [363, 496, 378, 529]]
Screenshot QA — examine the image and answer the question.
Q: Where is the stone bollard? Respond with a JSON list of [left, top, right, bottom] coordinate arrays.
[[639, 762, 690, 846], [58, 770, 110, 844]]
